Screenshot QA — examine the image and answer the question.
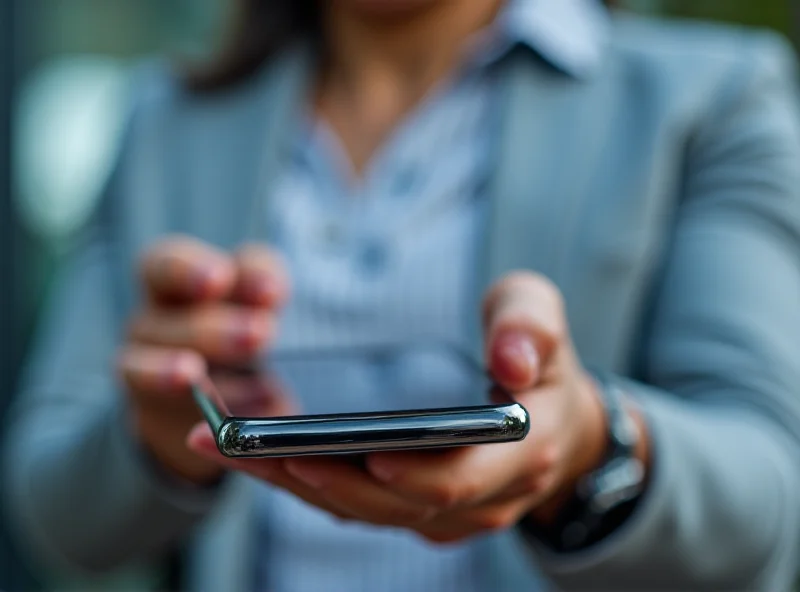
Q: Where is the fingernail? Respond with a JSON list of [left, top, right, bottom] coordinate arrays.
[[191, 264, 225, 298], [186, 423, 217, 454], [285, 460, 327, 489], [367, 457, 398, 482], [161, 353, 203, 391], [491, 331, 539, 388], [175, 353, 204, 381]]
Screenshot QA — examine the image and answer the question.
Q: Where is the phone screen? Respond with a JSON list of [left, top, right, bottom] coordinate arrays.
[[196, 343, 526, 457], [257, 343, 492, 417]]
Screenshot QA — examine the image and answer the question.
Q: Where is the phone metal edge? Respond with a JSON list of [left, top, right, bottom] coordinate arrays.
[[216, 403, 530, 458], [192, 384, 227, 437]]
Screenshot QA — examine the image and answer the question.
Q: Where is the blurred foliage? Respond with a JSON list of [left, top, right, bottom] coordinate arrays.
[[20, 0, 225, 66], [626, 0, 795, 41], [664, 0, 790, 33], [11, 3, 224, 587]]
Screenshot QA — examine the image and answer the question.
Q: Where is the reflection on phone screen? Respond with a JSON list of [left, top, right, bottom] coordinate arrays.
[[259, 344, 491, 415]]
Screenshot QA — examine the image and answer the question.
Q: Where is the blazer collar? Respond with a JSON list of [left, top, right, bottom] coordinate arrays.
[[496, 0, 611, 78]]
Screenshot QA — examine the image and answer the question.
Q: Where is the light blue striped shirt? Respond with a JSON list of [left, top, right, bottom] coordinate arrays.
[[256, 1, 606, 590]]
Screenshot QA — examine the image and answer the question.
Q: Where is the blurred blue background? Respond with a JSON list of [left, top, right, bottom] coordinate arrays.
[[0, 0, 796, 590]]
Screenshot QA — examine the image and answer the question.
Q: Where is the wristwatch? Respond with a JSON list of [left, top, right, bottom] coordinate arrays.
[[524, 371, 647, 551]]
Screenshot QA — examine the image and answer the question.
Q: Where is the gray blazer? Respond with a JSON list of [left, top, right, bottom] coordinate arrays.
[[5, 13, 800, 591]]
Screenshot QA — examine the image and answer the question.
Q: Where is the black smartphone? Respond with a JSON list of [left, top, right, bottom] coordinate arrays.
[[192, 343, 530, 458]]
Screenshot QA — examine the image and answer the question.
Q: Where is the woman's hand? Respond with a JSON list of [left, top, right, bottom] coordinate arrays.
[[189, 271, 646, 541], [118, 237, 291, 485]]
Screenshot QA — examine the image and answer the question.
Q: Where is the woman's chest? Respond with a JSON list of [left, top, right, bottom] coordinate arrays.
[[121, 63, 683, 377], [265, 78, 498, 351], [267, 138, 491, 352]]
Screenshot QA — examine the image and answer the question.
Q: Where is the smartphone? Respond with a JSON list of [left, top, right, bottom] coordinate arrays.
[[192, 343, 530, 458]]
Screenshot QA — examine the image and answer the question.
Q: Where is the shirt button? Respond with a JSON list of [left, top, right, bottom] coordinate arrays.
[[358, 237, 390, 275], [391, 168, 417, 198]]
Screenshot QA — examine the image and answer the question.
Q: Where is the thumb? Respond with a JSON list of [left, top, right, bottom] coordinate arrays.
[[186, 423, 219, 456], [483, 272, 565, 391], [187, 374, 299, 454], [489, 330, 541, 392]]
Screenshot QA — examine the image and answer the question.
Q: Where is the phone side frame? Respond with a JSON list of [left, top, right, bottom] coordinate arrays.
[[210, 403, 530, 458], [192, 384, 227, 438]]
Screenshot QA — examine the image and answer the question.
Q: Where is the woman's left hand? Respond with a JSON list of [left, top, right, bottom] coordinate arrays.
[[189, 272, 614, 542]]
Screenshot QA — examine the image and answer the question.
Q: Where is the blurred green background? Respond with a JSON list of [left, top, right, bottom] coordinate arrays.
[[1, 0, 796, 590]]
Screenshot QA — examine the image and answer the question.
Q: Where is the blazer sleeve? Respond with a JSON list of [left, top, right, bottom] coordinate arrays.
[[1, 78, 222, 575], [528, 33, 800, 589]]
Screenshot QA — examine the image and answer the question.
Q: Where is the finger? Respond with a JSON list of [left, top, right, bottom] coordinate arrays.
[[482, 272, 566, 391], [210, 374, 298, 417], [365, 443, 524, 509], [140, 236, 236, 303], [230, 244, 291, 308], [282, 457, 437, 526], [118, 345, 206, 398], [416, 497, 534, 544], [187, 427, 352, 521], [129, 304, 274, 364]]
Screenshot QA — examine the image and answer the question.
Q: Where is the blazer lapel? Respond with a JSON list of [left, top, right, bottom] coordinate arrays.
[[471, 49, 617, 358], [477, 50, 620, 589], [188, 45, 313, 250], [243, 45, 314, 244]]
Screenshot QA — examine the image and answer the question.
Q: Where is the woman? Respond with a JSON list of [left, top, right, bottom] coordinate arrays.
[[5, 0, 800, 590]]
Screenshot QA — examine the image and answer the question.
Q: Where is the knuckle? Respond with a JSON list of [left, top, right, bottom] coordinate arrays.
[[455, 479, 482, 505], [236, 247, 291, 307], [425, 483, 463, 508], [426, 479, 479, 508], [141, 236, 233, 298], [521, 473, 549, 497], [538, 473, 558, 497], [521, 464, 559, 498], [535, 443, 560, 475]]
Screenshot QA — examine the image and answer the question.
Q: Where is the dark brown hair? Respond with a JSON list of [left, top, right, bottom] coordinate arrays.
[[185, 0, 319, 93], [186, 0, 610, 93]]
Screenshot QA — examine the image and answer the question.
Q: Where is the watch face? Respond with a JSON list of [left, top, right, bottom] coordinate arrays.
[[601, 381, 640, 453], [590, 457, 645, 514], [574, 374, 645, 536], [613, 408, 640, 449]]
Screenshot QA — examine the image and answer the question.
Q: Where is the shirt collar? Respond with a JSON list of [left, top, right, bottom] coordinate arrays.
[[480, 0, 611, 78]]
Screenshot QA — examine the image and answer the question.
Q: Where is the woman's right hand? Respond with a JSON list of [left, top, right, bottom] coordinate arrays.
[[118, 237, 290, 484]]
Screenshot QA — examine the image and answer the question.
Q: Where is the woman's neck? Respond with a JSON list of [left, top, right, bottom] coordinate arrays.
[[316, 0, 503, 175]]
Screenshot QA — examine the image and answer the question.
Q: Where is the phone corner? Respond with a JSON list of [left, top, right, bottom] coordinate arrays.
[[508, 403, 531, 439], [216, 419, 243, 457]]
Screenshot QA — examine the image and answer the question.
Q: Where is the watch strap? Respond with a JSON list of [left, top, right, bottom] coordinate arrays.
[[521, 371, 645, 551]]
